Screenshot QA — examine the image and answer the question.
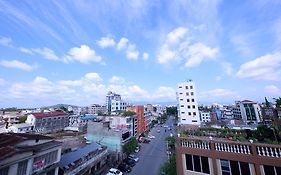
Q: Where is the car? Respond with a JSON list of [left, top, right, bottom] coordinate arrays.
[[128, 154, 139, 162], [143, 138, 151, 144], [125, 158, 136, 167], [157, 129, 161, 133], [106, 168, 123, 175], [168, 127, 172, 131], [118, 163, 132, 173], [148, 135, 155, 139], [135, 146, 140, 153]]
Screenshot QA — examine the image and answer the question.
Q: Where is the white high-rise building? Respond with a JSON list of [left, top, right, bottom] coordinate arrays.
[[177, 80, 201, 125], [106, 91, 127, 114]]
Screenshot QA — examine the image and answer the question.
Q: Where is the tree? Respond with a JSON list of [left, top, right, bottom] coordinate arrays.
[[122, 111, 136, 117], [274, 97, 281, 107], [265, 97, 271, 107], [153, 107, 157, 112], [166, 107, 177, 116], [160, 155, 176, 175], [123, 137, 138, 154], [19, 115, 27, 123]]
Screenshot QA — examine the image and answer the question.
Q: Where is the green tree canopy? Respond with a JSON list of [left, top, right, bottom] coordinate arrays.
[[166, 107, 177, 116], [122, 111, 136, 116], [123, 137, 138, 154], [160, 155, 176, 175]]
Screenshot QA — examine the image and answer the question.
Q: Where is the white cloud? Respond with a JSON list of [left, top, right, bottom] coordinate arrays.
[[117, 37, 129, 50], [273, 17, 281, 45], [167, 27, 188, 44], [230, 35, 254, 56], [153, 86, 176, 101], [19, 47, 34, 55], [126, 44, 139, 60], [183, 43, 218, 68], [221, 62, 233, 75], [97, 36, 116, 48], [142, 52, 149, 60], [236, 52, 281, 80], [109, 76, 125, 84], [32, 48, 59, 61], [0, 36, 12, 47], [0, 60, 36, 71], [84, 72, 103, 81], [0, 78, 6, 86], [199, 88, 238, 101], [265, 85, 281, 94], [64, 45, 102, 64], [215, 76, 222, 81], [157, 27, 219, 67]]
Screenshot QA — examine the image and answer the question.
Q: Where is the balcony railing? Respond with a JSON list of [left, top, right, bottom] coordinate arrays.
[[179, 137, 281, 158]]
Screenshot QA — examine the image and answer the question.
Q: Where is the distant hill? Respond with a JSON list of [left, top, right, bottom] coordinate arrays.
[[42, 104, 81, 109]]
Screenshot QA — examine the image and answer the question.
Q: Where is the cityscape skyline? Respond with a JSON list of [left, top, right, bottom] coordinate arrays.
[[0, 1, 281, 108]]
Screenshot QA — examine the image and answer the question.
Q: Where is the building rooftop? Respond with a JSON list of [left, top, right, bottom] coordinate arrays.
[[10, 123, 33, 128], [0, 133, 60, 161], [80, 115, 97, 120], [31, 111, 67, 118], [60, 141, 102, 166]]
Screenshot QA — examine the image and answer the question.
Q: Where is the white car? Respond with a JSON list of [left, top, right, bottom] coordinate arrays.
[[148, 135, 155, 139], [135, 146, 140, 153], [107, 168, 123, 175], [128, 154, 139, 162]]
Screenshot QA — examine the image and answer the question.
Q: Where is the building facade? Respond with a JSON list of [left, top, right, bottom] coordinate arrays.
[[88, 104, 107, 115], [176, 136, 281, 175], [236, 100, 261, 124], [26, 111, 69, 133], [0, 133, 62, 175], [200, 111, 211, 123], [127, 106, 146, 137], [106, 91, 127, 114], [177, 80, 201, 125]]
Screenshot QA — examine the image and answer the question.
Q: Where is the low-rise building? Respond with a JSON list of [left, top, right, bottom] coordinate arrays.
[[8, 123, 33, 133], [0, 133, 62, 175], [88, 104, 107, 115], [200, 111, 211, 123], [26, 111, 69, 133], [60, 142, 109, 175]]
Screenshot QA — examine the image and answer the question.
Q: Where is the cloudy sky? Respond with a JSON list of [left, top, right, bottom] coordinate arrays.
[[0, 0, 281, 108]]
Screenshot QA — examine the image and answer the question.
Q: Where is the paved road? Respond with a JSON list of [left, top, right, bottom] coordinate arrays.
[[128, 116, 175, 175]]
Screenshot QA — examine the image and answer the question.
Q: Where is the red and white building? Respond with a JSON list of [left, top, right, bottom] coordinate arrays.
[[26, 111, 69, 133]]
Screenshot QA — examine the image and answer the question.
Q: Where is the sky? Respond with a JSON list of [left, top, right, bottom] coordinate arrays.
[[0, 0, 281, 108]]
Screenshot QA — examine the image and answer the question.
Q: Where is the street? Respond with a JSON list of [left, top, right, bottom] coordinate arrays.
[[128, 116, 175, 175]]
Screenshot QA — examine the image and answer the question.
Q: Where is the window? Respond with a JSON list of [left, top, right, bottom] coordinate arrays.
[[179, 86, 182, 88], [220, 159, 230, 175], [188, 105, 191, 109], [186, 92, 189, 96], [192, 105, 195, 109], [185, 154, 210, 174], [180, 99, 183, 101], [182, 118, 186, 120], [187, 99, 190, 102], [190, 86, 193, 89], [192, 99, 195, 102], [0, 167, 9, 175], [188, 112, 191, 116], [193, 112, 196, 116], [185, 86, 188, 89], [264, 165, 281, 175], [191, 92, 194, 96], [181, 105, 184, 107], [179, 92, 183, 95], [221, 159, 250, 175], [181, 112, 185, 114], [17, 160, 28, 175]]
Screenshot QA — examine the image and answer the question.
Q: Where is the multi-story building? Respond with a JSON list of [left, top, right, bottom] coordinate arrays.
[[60, 142, 109, 175], [146, 104, 153, 112], [235, 100, 261, 124], [127, 106, 146, 137], [0, 133, 62, 175], [200, 111, 211, 123], [177, 80, 200, 125], [104, 115, 135, 137], [106, 91, 127, 114], [26, 111, 69, 133], [144, 111, 153, 130], [8, 123, 33, 133], [176, 136, 281, 175], [88, 104, 107, 115]]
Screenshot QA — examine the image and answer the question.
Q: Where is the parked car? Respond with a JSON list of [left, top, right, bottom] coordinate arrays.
[[157, 129, 161, 133], [143, 138, 151, 144], [135, 146, 140, 153], [128, 154, 139, 162], [125, 158, 136, 167], [148, 135, 155, 139], [106, 168, 123, 175], [118, 163, 132, 173]]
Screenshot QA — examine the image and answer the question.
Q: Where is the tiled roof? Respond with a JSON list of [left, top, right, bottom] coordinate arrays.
[[31, 111, 67, 118], [0, 133, 56, 160]]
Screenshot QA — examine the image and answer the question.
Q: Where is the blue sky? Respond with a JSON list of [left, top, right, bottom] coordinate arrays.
[[0, 0, 281, 108]]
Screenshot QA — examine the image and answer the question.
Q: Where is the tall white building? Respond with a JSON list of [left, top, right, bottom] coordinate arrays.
[[106, 91, 127, 114], [177, 80, 200, 125]]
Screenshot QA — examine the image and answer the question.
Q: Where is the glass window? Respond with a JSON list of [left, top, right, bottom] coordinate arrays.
[[193, 112, 196, 116], [181, 105, 184, 107], [192, 105, 195, 109], [186, 92, 189, 96], [188, 112, 191, 116], [264, 165, 275, 175], [187, 99, 190, 102], [193, 155, 201, 172], [230, 161, 239, 175], [276, 166, 281, 175], [185, 154, 193, 170], [188, 105, 191, 109], [190, 86, 193, 89], [240, 162, 250, 175], [17, 160, 28, 175], [201, 156, 210, 174], [192, 99, 195, 102], [191, 92, 194, 95], [186, 86, 188, 89], [179, 86, 182, 88], [0, 167, 9, 175]]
